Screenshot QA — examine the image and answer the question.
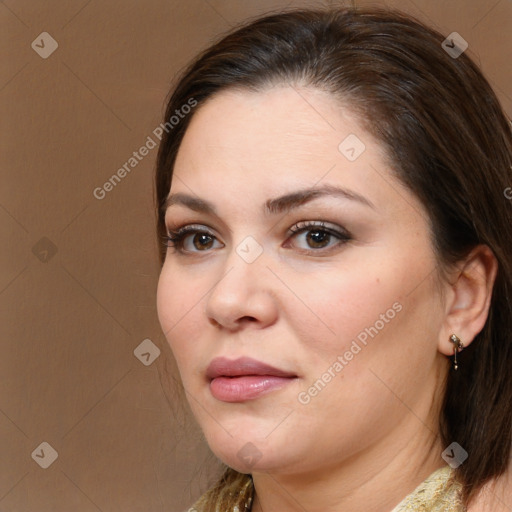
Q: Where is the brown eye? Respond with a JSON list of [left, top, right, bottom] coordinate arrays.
[[287, 221, 351, 253], [304, 229, 331, 248], [191, 233, 215, 250], [166, 224, 223, 253]]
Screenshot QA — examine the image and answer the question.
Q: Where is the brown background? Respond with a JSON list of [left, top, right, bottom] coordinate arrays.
[[1, 0, 511, 511]]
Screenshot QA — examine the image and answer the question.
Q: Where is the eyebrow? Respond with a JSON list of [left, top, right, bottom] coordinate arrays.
[[162, 184, 375, 216]]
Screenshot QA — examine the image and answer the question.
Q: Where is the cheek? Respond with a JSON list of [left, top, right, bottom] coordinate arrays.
[[286, 251, 439, 371], [287, 265, 402, 355], [156, 266, 205, 372], [287, 269, 439, 437], [156, 267, 178, 339]]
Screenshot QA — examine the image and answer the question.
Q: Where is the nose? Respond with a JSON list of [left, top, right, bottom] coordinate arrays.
[[204, 247, 279, 331]]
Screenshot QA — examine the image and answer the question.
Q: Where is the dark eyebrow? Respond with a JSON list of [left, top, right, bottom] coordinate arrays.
[[162, 184, 375, 216]]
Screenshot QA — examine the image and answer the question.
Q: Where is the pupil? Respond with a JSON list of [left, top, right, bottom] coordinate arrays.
[[194, 233, 213, 250], [307, 230, 329, 248]]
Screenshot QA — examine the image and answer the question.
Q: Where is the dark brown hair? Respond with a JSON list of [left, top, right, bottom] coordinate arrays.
[[154, 6, 512, 507]]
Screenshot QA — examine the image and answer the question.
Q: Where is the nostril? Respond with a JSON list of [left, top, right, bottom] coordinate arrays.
[[209, 318, 221, 328], [239, 316, 257, 323]]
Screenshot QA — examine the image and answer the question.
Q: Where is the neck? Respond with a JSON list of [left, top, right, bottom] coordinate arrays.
[[469, 467, 512, 512], [251, 418, 445, 512]]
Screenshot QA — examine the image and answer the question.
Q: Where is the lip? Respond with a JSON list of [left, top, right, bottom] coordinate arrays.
[[206, 356, 297, 402], [206, 356, 296, 379]]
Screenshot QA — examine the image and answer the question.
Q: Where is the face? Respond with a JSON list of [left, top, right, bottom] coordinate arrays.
[[156, 85, 448, 477]]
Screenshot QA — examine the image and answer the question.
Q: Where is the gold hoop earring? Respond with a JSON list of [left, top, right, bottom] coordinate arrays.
[[450, 334, 464, 370]]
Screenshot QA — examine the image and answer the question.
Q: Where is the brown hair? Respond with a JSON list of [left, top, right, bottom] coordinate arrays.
[[154, 5, 512, 508]]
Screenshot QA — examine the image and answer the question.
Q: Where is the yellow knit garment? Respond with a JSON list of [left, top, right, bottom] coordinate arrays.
[[391, 466, 466, 512], [188, 465, 465, 512]]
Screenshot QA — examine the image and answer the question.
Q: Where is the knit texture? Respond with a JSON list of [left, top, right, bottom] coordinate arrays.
[[188, 465, 465, 512]]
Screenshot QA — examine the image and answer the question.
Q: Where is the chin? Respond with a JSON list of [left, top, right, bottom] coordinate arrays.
[[214, 445, 284, 474], [204, 428, 300, 474]]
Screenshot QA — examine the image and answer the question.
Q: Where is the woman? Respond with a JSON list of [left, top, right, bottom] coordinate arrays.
[[154, 6, 512, 511]]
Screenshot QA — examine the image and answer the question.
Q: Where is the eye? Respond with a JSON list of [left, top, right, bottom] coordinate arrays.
[[285, 220, 351, 253], [164, 220, 351, 256], [165, 224, 223, 253]]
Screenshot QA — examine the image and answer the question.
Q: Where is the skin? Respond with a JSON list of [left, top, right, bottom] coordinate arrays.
[[471, 473, 512, 512], [156, 85, 498, 512]]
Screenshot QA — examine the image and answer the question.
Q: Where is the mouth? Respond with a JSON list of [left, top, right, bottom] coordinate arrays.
[[206, 356, 298, 402]]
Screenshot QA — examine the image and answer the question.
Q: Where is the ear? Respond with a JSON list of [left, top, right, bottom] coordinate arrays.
[[438, 245, 498, 357]]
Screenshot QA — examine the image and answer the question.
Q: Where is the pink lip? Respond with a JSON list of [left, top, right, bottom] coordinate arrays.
[[206, 357, 297, 402]]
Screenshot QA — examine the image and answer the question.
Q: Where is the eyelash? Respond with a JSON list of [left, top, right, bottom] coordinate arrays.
[[164, 220, 352, 256]]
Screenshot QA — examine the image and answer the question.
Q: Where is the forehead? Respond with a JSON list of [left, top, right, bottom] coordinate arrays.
[[176, 86, 369, 172], [177, 87, 370, 176], [170, 86, 417, 221]]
